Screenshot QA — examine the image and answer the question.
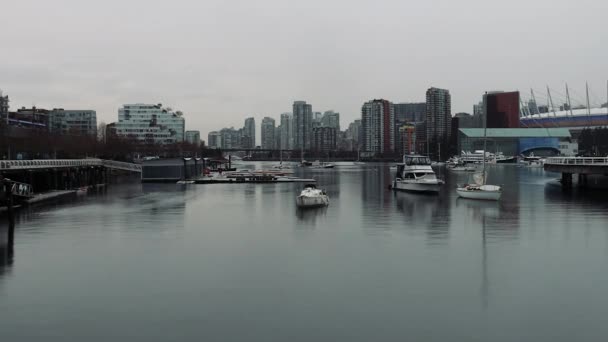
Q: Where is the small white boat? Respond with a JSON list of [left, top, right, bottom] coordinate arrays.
[[457, 183, 502, 201], [392, 155, 444, 193], [457, 111, 502, 201], [296, 184, 330, 208]]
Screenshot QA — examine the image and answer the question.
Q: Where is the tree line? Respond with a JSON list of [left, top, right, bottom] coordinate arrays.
[[578, 127, 608, 156]]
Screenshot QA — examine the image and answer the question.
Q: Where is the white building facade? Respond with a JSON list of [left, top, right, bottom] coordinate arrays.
[[115, 104, 185, 144]]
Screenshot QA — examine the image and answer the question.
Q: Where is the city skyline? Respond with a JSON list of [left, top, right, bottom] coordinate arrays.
[[2, 0, 606, 141]]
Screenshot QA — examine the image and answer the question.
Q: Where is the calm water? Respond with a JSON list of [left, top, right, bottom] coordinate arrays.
[[1, 163, 608, 341]]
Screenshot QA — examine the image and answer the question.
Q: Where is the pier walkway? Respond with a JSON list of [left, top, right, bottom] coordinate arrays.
[[0, 159, 141, 173], [544, 157, 608, 189]]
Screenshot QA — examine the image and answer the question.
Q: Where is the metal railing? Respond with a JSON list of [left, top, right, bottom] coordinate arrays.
[[101, 160, 142, 172], [0, 159, 103, 170], [545, 157, 608, 165], [0, 159, 141, 172]]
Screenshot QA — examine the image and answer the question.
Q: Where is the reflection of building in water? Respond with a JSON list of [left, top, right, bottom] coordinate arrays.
[[0, 226, 14, 280]]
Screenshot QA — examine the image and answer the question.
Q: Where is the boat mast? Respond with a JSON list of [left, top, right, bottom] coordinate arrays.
[[566, 83, 574, 117], [482, 92, 488, 184], [586, 82, 591, 128]]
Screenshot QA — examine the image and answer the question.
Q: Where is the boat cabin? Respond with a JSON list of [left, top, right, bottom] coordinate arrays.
[[403, 155, 432, 165], [395, 155, 436, 181]]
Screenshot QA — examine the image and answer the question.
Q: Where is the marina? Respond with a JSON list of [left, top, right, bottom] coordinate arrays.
[[2, 162, 608, 341]]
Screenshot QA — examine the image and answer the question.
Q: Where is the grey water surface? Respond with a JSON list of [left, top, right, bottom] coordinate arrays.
[[1, 163, 607, 341]]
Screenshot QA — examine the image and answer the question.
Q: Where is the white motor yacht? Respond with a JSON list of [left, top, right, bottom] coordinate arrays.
[[392, 155, 444, 193], [296, 184, 330, 208]]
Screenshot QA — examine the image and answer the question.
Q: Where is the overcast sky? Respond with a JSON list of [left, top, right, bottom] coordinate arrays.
[[1, 0, 607, 142]]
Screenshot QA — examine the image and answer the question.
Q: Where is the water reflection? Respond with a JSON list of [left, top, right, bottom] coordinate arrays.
[[0, 225, 14, 281], [295, 207, 328, 226]]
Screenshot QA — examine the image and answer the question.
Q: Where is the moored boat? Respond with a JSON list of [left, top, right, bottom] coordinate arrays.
[[392, 155, 444, 193], [296, 184, 330, 208]]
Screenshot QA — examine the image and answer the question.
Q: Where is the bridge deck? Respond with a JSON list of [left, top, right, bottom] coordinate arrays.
[[0, 159, 141, 173]]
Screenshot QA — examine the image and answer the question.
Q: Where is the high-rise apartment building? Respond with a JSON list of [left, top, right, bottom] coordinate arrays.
[[279, 113, 293, 150], [361, 99, 395, 154], [48, 109, 97, 136], [185, 130, 201, 146], [321, 110, 340, 131], [312, 127, 337, 152], [115, 103, 185, 144], [261, 117, 276, 149], [394, 103, 426, 123], [243, 117, 256, 148], [484, 91, 520, 128], [293, 101, 313, 150], [346, 119, 362, 147], [425, 87, 451, 160], [208, 131, 222, 148], [219, 127, 240, 149]]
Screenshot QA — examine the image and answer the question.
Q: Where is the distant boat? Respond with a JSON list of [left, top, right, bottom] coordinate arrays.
[[296, 184, 330, 208]]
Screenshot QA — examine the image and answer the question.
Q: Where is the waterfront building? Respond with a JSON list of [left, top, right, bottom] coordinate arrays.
[[321, 110, 340, 131], [185, 130, 201, 146], [312, 126, 337, 152], [115, 104, 185, 144], [426, 87, 451, 159], [261, 117, 276, 149], [483, 91, 520, 128], [458, 127, 572, 157], [48, 109, 97, 136], [208, 131, 222, 148], [361, 99, 395, 155], [7, 107, 50, 131], [243, 117, 256, 148], [279, 113, 293, 150], [293, 101, 313, 150], [394, 103, 426, 123]]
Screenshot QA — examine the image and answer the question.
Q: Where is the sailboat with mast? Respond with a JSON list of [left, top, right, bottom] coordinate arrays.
[[456, 97, 502, 201]]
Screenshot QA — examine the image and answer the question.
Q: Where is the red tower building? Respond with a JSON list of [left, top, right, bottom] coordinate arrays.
[[484, 91, 520, 128]]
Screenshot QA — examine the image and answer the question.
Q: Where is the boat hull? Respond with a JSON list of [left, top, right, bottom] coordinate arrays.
[[393, 180, 441, 193], [296, 195, 329, 208], [496, 157, 516, 164], [456, 188, 502, 201]]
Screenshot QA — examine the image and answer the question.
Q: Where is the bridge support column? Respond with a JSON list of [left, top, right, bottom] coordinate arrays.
[[577, 173, 588, 188], [561, 172, 572, 190]]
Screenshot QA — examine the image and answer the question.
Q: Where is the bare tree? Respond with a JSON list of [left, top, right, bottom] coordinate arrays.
[[97, 121, 107, 143]]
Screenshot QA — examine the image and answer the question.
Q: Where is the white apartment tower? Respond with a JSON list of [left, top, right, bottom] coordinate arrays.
[[115, 103, 185, 144]]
